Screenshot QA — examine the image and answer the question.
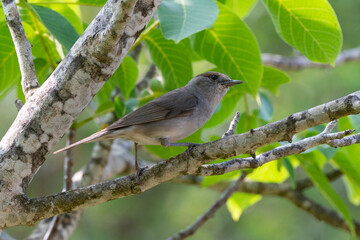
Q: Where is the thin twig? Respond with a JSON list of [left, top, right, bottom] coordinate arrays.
[[222, 112, 240, 137], [167, 172, 247, 240], [14, 99, 24, 111], [322, 120, 338, 134], [43, 128, 76, 240], [262, 46, 360, 70], [136, 64, 157, 92], [1, 0, 39, 100]]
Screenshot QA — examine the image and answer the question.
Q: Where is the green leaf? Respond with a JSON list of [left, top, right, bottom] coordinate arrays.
[[202, 171, 239, 188], [298, 154, 355, 235], [95, 81, 115, 105], [343, 176, 360, 206], [144, 29, 193, 90], [333, 150, 360, 192], [193, 3, 262, 96], [226, 192, 262, 221], [149, 78, 165, 92], [109, 56, 138, 99], [261, 66, 290, 95], [0, 23, 20, 100], [259, 92, 273, 122], [114, 96, 125, 118], [158, 0, 218, 43], [218, 0, 258, 18], [247, 160, 289, 183], [282, 157, 296, 189], [262, 0, 342, 64], [31, 4, 80, 50]]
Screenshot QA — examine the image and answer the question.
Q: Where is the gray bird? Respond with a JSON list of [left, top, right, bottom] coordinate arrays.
[[54, 71, 242, 179]]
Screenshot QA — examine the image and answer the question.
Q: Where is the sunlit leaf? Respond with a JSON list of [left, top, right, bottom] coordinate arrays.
[[227, 192, 262, 221], [144, 29, 193, 90], [262, 0, 342, 64], [218, 0, 258, 18], [247, 160, 289, 183], [193, 3, 262, 96], [158, 0, 218, 42], [261, 66, 290, 95]]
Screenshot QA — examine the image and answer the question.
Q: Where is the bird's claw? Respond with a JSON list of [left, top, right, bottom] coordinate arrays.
[[185, 143, 200, 153], [135, 166, 148, 183]]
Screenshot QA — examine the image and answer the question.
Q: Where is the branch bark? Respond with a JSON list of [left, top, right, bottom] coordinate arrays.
[[1, 90, 359, 228], [0, 0, 162, 229], [262, 46, 360, 70], [1, 0, 39, 99]]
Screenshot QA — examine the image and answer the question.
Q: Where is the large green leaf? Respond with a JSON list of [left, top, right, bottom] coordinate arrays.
[[193, 3, 262, 96], [31, 5, 80, 50], [218, 0, 258, 18], [158, 0, 218, 43], [144, 29, 193, 90], [109, 56, 138, 99], [261, 66, 290, 95], [0, 23, 20, 99], [227, 192, 262, 221], [298, 153, 355, 234], [262, 0, 342, 64]]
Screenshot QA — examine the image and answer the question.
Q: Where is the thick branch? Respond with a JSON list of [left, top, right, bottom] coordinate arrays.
[[0, 0, 162, 228], [1, 0, 39, 99], [262, 46, 360, 70]]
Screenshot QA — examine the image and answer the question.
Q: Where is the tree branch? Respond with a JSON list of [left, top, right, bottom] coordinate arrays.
[[168, 173, 247, 240], [2, 90, 360, 228], [197, 130, 356, 177], [1, 0, 39, 99], [0, 0, 162, 229], [262, 46, 360, 70]]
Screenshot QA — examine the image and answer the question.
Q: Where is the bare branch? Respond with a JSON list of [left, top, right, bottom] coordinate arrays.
[[285, 191, 360, 236], [197, 130, 356, 176], [1, 0, 39, 99], [322, 120, 338, 134], [262, 46, 360, 70], [222, 112, 240, 137], [0, 0, 162, 227], [136, 64, 157, 92], [167, 173, 247, 240], [14, 99, 24, 111]]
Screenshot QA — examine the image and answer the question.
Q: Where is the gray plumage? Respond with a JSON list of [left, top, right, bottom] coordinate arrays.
[[54, 71, 242, 179]]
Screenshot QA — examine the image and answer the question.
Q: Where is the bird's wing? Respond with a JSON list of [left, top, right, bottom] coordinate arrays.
[[106, 88, 198, 130]]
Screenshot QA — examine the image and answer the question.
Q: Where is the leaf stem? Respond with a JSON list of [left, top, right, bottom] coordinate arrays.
[[129, 19, 160, 53]]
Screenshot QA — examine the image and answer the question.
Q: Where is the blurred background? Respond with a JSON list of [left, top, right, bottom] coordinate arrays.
[[1, 0, 360, 239]]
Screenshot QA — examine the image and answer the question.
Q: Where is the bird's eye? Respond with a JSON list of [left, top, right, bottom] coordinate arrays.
[[210, 74, 218, 80]]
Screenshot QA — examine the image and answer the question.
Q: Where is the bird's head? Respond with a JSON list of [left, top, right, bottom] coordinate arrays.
[[187, 72, 243, 95]]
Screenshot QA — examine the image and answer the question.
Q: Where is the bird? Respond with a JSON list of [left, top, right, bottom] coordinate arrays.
[[54, 71, 243, 180]]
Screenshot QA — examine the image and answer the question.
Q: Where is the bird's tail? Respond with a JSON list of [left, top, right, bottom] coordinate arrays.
[[53, 129, 108, 154]]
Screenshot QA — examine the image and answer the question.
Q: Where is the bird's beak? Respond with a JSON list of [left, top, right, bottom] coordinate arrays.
[[221, 80, 243, 87]]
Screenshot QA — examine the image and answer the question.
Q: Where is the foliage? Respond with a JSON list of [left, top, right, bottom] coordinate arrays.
[[0, 0, 358, 238]]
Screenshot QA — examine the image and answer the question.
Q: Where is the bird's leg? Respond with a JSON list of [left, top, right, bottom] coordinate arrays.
[[134, 142, 147, 182], [160, 139, 200, 152]]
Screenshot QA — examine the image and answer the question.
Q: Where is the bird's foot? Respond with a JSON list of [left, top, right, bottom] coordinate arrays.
[[185, 143, 200, 153], [135, 166, 148, 183]]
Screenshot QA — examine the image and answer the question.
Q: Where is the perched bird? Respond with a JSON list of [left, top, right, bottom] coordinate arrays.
[[54, 71, 243, 180]]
